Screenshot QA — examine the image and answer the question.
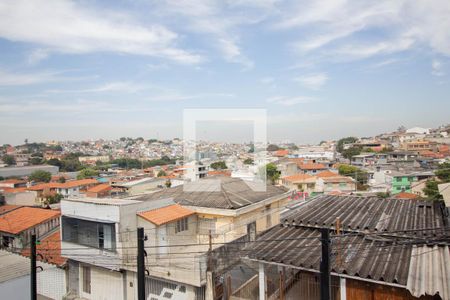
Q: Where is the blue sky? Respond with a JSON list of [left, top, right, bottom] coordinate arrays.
[[0, 0, 449, 145]]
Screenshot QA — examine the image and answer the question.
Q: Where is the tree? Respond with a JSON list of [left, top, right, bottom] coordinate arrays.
[[265, 163, 280, 184], [423, 180, 443, 200], [376, 192, 390, 198], [342, 146, 362, 159], [2, 155, 15, 166], [46, 158, 62, 168], [210, 161, 227, 170], [267, 144, 280, 152], [57, 176, 66, 183], [165, 180, 172, 188], [336, 137, 358, 153], [338, 164, 368, 186], [44, 193, 63, 205], [77, 168, 99, 179], [435, 162, 450, 182], [157, 170, 167, 177], [243, 158, 254, 165], [29, 170, 52, 183], [30, 157, 43, 165]]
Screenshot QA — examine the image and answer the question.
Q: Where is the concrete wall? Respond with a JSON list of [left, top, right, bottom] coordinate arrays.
[[4, 191, 37, 206]]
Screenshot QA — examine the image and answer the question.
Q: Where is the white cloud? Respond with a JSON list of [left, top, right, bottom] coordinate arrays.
[[266, 95, 316, 106], [294, 73, 328, 90], [0, 70, 61, 86], [276, 0, 450, 61], [432, 60, 445, 76], [0, 0, 202, 64], [46, 82, 147, 94], [154, 0, 266, 68], [149, 92, 234, 102]]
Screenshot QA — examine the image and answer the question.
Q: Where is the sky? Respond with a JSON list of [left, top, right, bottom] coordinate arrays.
[[0, 0, 449, 145]]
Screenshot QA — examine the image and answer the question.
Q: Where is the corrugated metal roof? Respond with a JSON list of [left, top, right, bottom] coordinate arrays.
[[0, 250, 30, 283], [135, 177, 289, 209], [282, 195, 446, 237], [407, 245, 450, 300], [0, 250, 54, 283], [245, 194, 450, 299], [247, 226, 414, 285]]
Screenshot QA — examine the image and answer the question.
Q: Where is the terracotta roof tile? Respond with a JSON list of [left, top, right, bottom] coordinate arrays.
[[86, 183, 112, 193], [0, 205, 21, 215], [138, 204, 195, 226], [0, 207, 60, 234], [394, 192, 419, 199], [1, 187, 29, 194], [316, 170, 339, 178], [274, 149, 289, 157], [21, 230, 66, 266], [283, 174, 315, 183], [299, 163, 326, 170]]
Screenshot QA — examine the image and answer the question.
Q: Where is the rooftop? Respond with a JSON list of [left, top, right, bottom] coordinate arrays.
[[138, 204, 195, 226], [134, 176, 289, 209], [21, 230, 66, 266], [0, 207, 60, 234], [282, 195, 446, 237]]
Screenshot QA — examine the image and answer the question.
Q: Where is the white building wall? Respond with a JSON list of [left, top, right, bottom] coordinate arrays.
[[80, 265, 124, 300], [38, 266, 66, 300]]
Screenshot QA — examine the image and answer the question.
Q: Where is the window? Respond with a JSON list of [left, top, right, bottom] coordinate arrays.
[[396, 177, 402, 182], [176, 217, 188, 233], [82, 266, 91, 294], [265, 205, 272, 228], [339, 183, 346, 188], [62, 216, 116, 251]]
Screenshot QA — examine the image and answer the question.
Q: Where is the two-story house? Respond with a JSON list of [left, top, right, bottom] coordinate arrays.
[[60, 176, 290, 300]]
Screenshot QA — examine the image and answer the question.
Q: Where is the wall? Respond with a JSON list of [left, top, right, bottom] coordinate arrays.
[[4, 191, 37, 206], [0, 275, 30, 300], [38, 265, 66, 300], [79, 264, 124, 300]]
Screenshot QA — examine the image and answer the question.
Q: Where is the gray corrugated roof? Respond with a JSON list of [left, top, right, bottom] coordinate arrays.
[[407, 245, 450, 300], [134, 177, 289, 209], [247, 226, 414, 285], [245, 195, 450, 299], [0, 250, 31, 283], [282, 195, 446, 238]]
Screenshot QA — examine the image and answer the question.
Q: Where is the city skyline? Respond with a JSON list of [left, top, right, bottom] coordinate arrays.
[[1, 0, 450, 145]]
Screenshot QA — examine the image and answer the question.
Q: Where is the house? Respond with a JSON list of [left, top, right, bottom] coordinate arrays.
[[54, 178, 99, 198], [1, 188, 38, 206], [60, 177, 290, 300], [298, 162, 327, 175], [281, 174, 316, 194], [241, 195, 450, 300], [85, 183, 112, 198], [111, 177, 166, 195], [387, 171, 434, 195], [350, 153, 376, 166], [316, 176, 356, 194], [0, 207, 60, 251], [0, 249, 66, 300], [0, 179, 27, 189]]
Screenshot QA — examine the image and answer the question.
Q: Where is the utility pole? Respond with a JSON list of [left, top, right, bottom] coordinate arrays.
[[320, 228, 331, 300], [31, 234, 37, 300], [137, 227, 145, 300]]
